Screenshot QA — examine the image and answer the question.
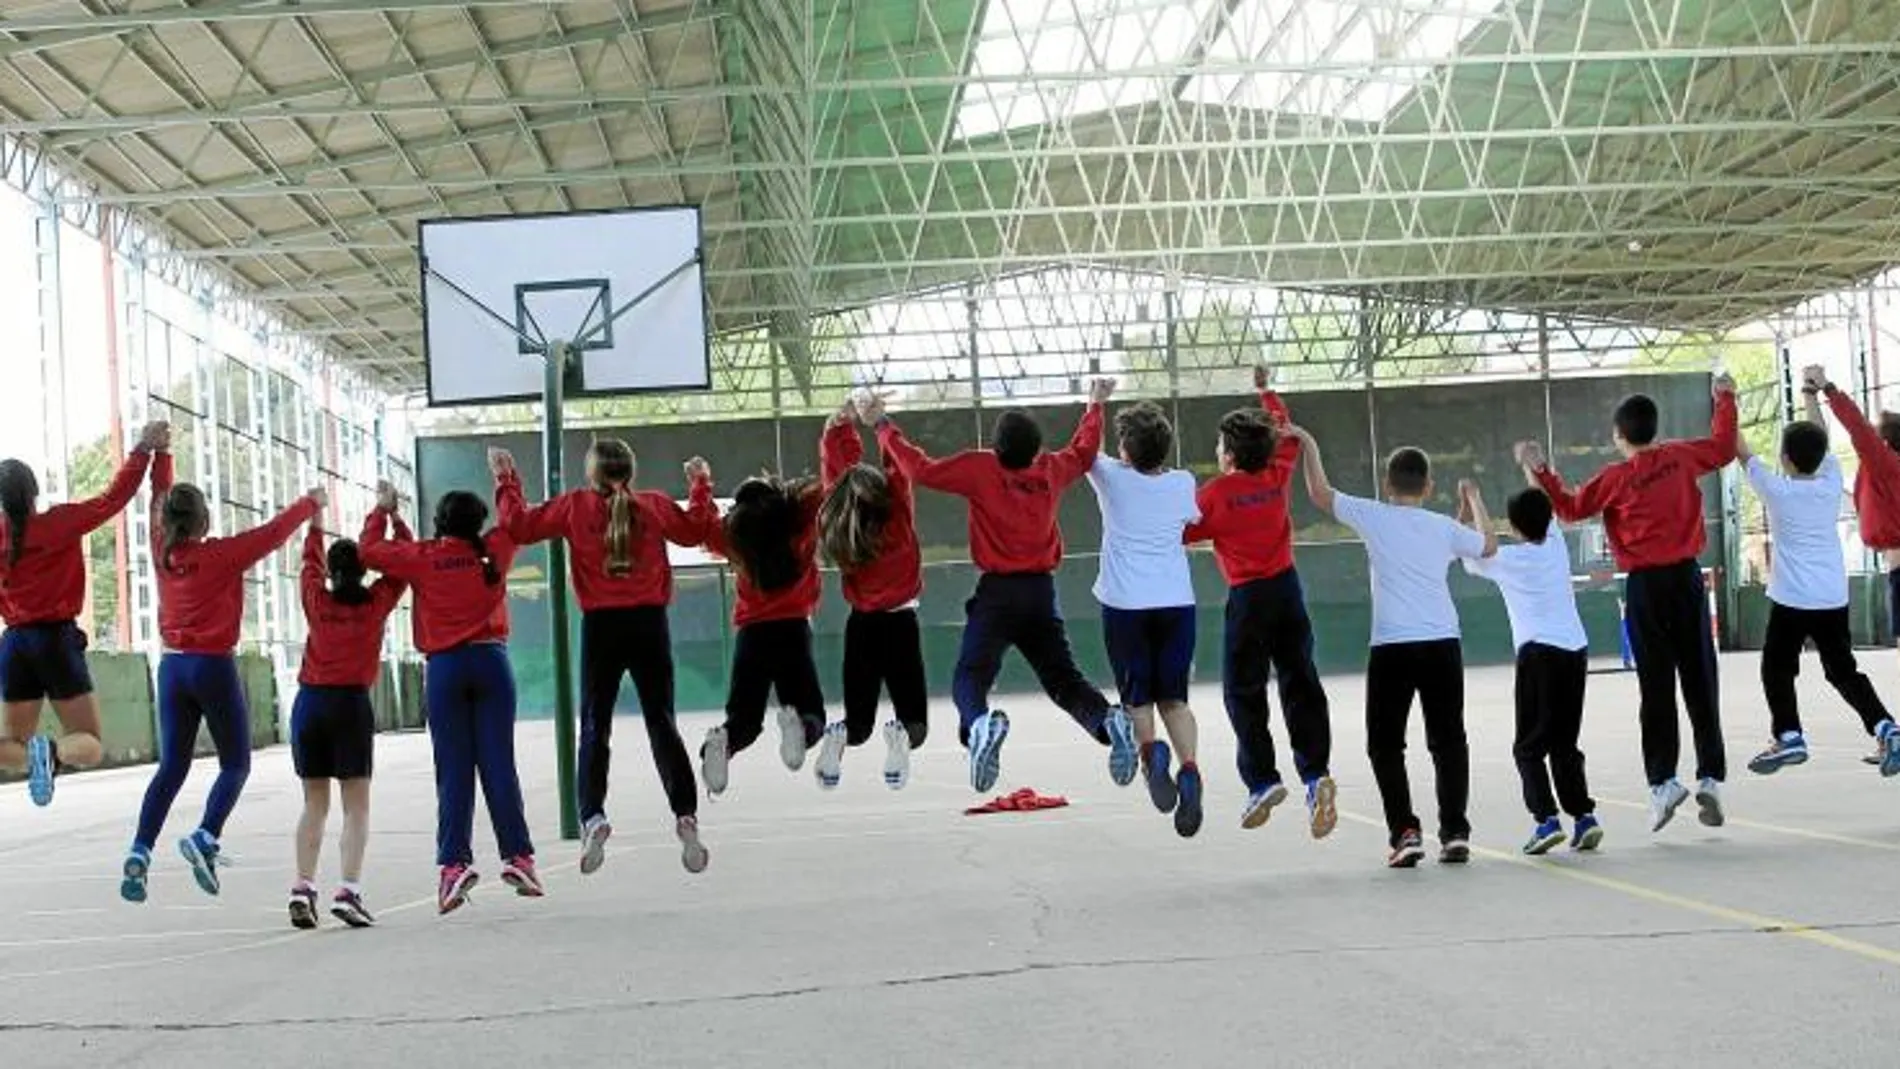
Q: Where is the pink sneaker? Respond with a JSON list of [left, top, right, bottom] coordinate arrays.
[[501, 855, 545, 897], [437, 864, 478, 915]]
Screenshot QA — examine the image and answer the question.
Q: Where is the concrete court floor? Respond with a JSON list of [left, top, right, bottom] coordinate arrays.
[[2, 652, 1900, 1068]]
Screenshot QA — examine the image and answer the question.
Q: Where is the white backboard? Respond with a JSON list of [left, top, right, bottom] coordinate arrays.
[[419, 206, 711, 406]]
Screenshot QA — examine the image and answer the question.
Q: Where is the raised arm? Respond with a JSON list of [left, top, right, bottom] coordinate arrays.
[[359, 508, 426, 580], [299, 521, 327, 618], [39, 423, 165, 542], [1675, 376, 1739, 473], [1458, 480, 1499, 558], [1288, 424, 1336, 516], [873, 417, 987, 497], [1820, 372, 1893, 462], [656, 460, 717, 547], [199, 492, 325, 575], [492, 450, 568, 547], [1046, 378, 1113, 489], [821, 405, 863, 488], [1518, 439, 1618, 522]]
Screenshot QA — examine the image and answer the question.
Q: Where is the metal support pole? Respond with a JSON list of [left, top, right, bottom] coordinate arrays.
[[545, 340, 580, 842]]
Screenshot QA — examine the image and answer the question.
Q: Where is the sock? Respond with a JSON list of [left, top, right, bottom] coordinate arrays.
[[340, 881, 363, 896], [294, 878, 316, 892]]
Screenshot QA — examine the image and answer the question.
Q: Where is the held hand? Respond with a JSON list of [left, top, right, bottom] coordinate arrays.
[[307, 486, 329, 510], [1253, 364, 1270, 391], [1801, 364, 1828, 392], [684, 456, 711, 483], [1457, 478, 1479, 501], [1282, 422, 1312, 443], [1514, 440, 1548, 470], [1712, 372, 1736, 397], [136, 421, 170, 452], [828, 399, 856, 429], [1088, 377, 1117, 404], [375, 480, 400, 513], [487, 448, 515, 477], [854, 389, 889, 425]]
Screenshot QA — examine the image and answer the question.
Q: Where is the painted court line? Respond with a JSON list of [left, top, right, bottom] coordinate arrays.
[[1335, 810, 1900, 969], [1598, 797, 1900, 855]]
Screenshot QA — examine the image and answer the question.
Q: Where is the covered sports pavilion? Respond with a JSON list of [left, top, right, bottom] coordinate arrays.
[[3, 1, 1900, 1065]]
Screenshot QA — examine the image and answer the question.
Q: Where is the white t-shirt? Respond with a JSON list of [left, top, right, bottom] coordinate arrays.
[[1333, 492, 1488, 646], [1746, 454, 1848, 610], [1086, 456, 1200, 610], [1462, 534, 1589, 652]]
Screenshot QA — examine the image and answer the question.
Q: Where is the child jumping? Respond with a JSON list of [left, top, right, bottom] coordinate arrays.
[[0, 420, 166, 806], [1184, 368, 1335, 838], [1085, 400, 1206, 837], [362, 462, 538, 915], [123, 452, 324, 903], [288, 483, 410, 929], [1290, 424, 1493, 868], [1459, 483, 1601, 855], [1522, 373, 1737, 833], [816, 398, 927, 790], [1739, 369, 1898, 777], [870, 380, 1136, 794], [498, 440, 716, 875], [697, 467, 830, 796]]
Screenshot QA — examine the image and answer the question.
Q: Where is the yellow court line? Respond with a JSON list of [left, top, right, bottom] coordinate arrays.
[[1334, 810, 1900, 968], [1597, 797, 1900, 855]]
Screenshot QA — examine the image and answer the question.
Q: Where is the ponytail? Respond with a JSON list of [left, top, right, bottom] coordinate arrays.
[[434, 490, 500, 586], [819, 465, 891, 571], [589, 438, 638, 578], [159, 484, 210, 574], [0, 460, 38, 568], [605, 490, 634, 577]]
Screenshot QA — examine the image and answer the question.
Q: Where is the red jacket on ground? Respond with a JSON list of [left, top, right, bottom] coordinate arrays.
[[821, 418, 923, 612], [0, 448, 151, 626], [1185, 390, 1302, 586], [360, 512, 516, 655], [298, 511, 411, 687], [702, 482, 823, 628], [496, 470, 715, 612], [876, 404, 1102, 575], [151, 452, 320, 656], [1825, 387, 1900, 550], [1534, 390, 1737, 572]]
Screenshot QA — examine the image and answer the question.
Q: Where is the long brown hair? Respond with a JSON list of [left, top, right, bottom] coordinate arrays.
[[434, 491, 499, 585], [724, 475, 813, 592], [819, 464, 891, 571], [160, 484, 211, 573], [589, 438, 638, 577], [0, 460, 39, 568]]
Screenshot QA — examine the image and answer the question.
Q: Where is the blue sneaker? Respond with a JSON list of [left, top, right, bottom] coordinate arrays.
[[179, 829, 225, 896], [1523, 817, 1565, 856], [1174, 764, 1204, 838], [25, 734, 54, 807], [967, 711, 1010, 793], [1143, 740, 1178, 813], [1571, 813, 1604, 851], [1747, 732, 1808, 776], [1241, 780, 1289, 830], [1104, 707, 1138, 787], [1878, 721, 1900, 779], [120, 848, 150, 904]]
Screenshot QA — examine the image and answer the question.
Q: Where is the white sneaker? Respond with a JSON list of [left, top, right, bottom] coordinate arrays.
[[777, 707, 808, 772], [701, 727, 731, 797], [1695, 778, 1725, 827], [1649, 779, 1690, 832], [814, 723, 848, 789], [578, 815, 612, 876], [881, 720, 911, 790], [677, 816, 710, 874]]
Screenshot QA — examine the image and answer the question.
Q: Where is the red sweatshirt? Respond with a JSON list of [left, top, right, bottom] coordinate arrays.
[[1185, 391, 1301, 586], [150, 452, 321, 655], [701, 483, 822, 628], [821, 419, 923, 612], [360, 515, 516, 655], [876, 403, 1103, 575], [1825, 387, 1900, 549], [0, 448, 152, 626], [496, 470, 715, 612], [1534, 390, 1737, 571], [298, 511, 411, 687]]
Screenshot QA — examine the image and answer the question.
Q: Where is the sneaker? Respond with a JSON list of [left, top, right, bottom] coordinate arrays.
[[1747, 733, 1808, 776], [1174, 764, 1204, 838], [701, 726, 731, 797], [25, 734, 54, 807], [178, 829, 226, 896], [1878, 721, 1900, 778], [776, 707, 808, 772], [120, 849, 150, 904], [1440, 838, 1472, 865], [1648, 779, 1690, 832], [814, 722, 848, 790], [1307, 776, 1338, 840], [967, 710, 1010, 793], [501, 855, 545, 897], [331, 888, 375, 928], [1387, 828, 1426, 869], [881, 720, 911, 790], [578, 815, 613, 876], [437, 864, 478, 915], [1240, 781, 1289, 830], [288, 884, 319, 930], [1143, 740, 1178, 813], [1695, 778, 1725, 827], [1105, 707, 1139, 787], [1523, 818, 1565, 856], [677, 815, 710, 874], [1571, 814, 1604, 852]]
